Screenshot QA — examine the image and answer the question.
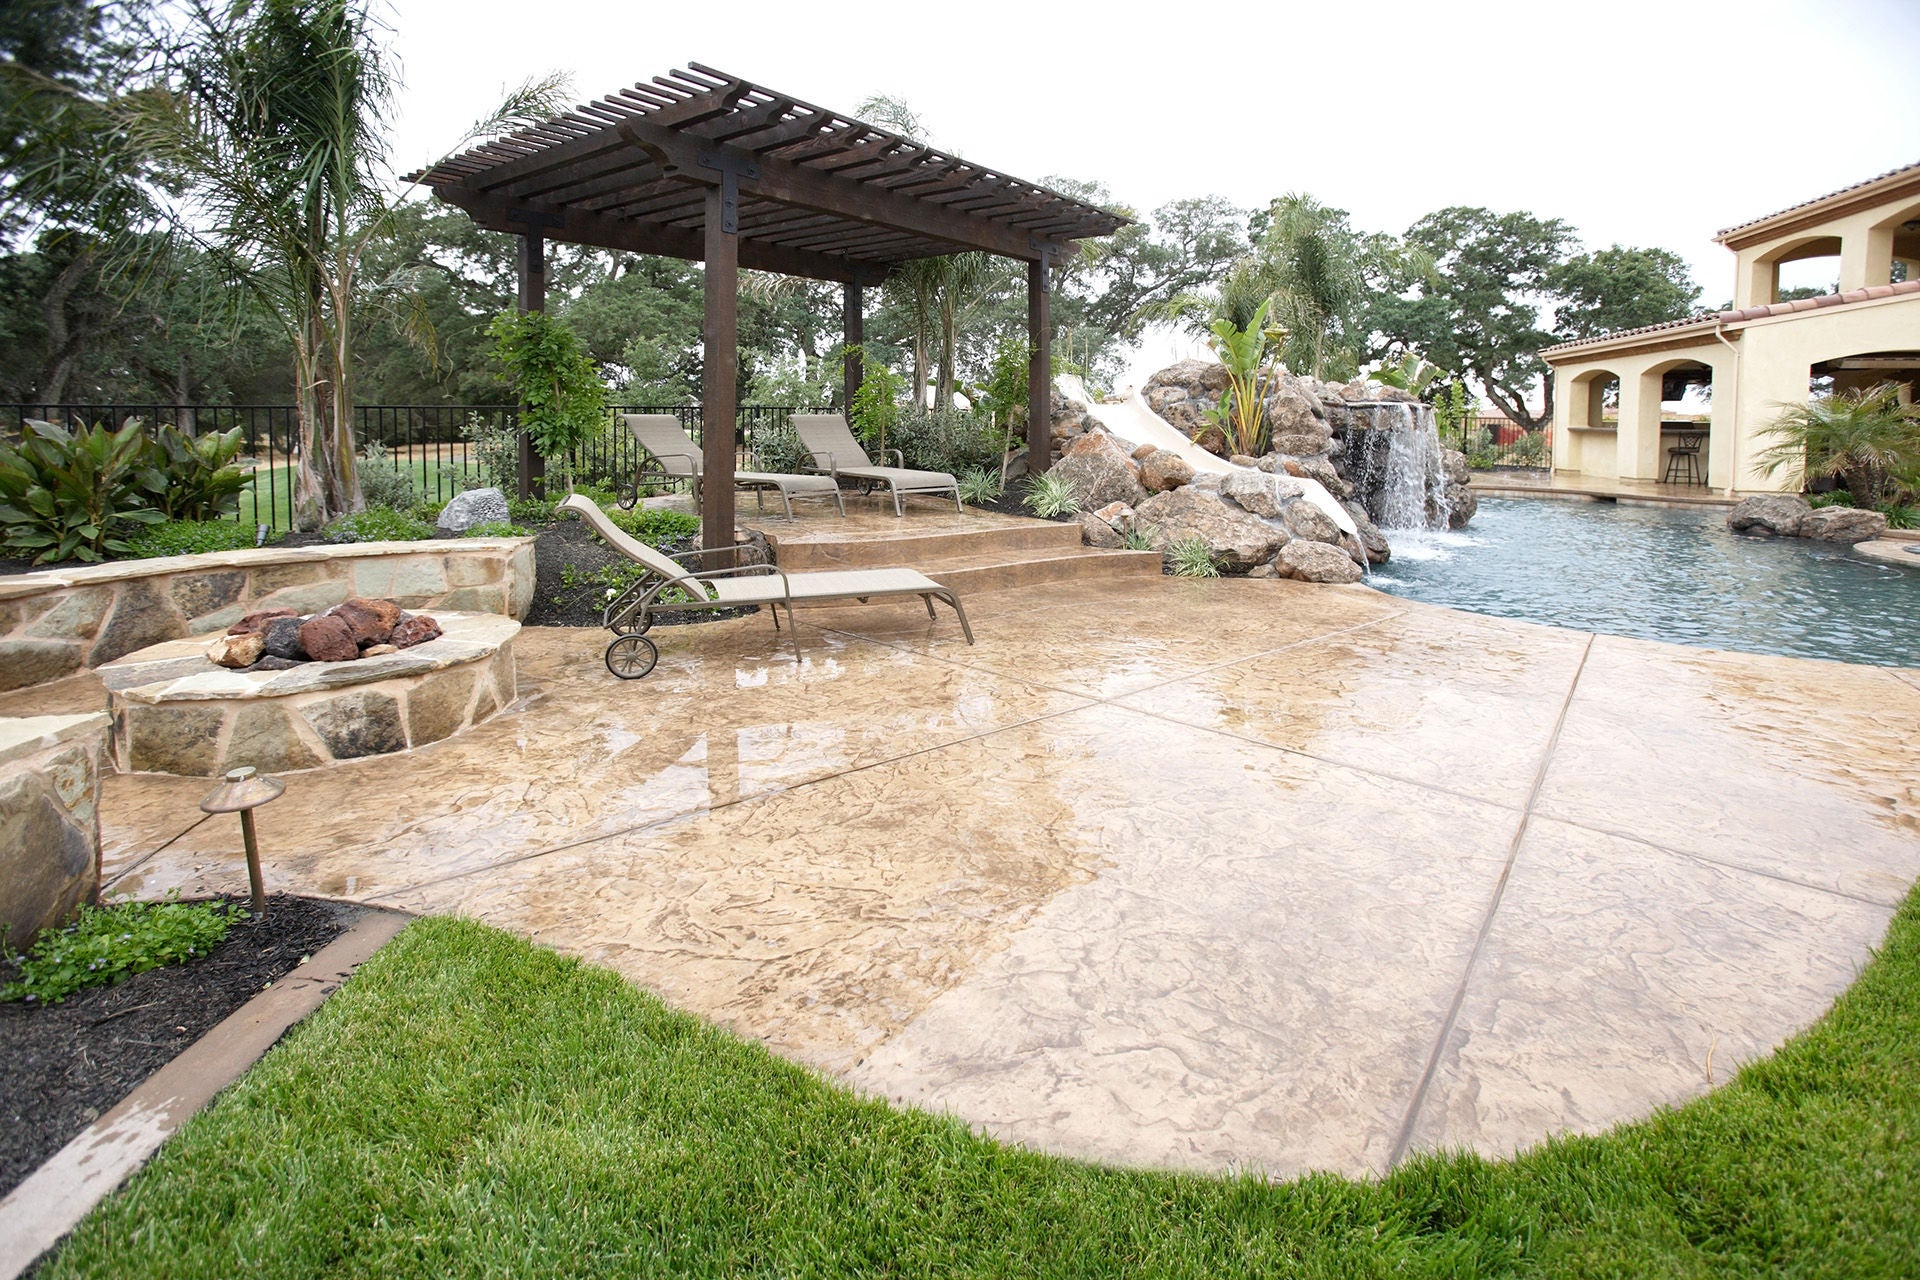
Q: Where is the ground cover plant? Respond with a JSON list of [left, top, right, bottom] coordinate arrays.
[[2, 898, 233, 1006], [122, 518, 271, 558], [40, 890, 1920, 1278]]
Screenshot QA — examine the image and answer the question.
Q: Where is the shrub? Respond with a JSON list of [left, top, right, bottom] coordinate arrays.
[[753, 422, 812, 477], [123, 519, 268, 559], [2, 896, 234, 1005], [1166, 536, 1221, 577], [507, 496, 557, 524], [322, 507, 436, 544], [145, 424, 249, 521], [414, 499, 448, 524], [357, 440, 420, 511], [956, 468, 1003, 505], [1877, 502, 1920, 530], [605, 505, 699, 545], [460, 412, 520, 493], [1121, 523, 1157, 551], [1808, 489, 1856, 509], [487, 309, 608, 486], [1021, 472, 1080, 520], [850, 362, 906, 454], [891, 407, 1004, 476], [462, 521, 532, 538], [0, 419, 165, 563]]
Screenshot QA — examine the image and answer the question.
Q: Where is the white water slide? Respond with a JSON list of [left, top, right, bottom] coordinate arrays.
[[1053, 375, 1359, 540]]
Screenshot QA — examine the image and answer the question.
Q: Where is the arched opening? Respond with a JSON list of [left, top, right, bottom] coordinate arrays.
[[1571, 369, 1619, 429], [1866, 198, 1920, 287], [1760, 234, 1843, 303], [1645, 358, 1715, 487]]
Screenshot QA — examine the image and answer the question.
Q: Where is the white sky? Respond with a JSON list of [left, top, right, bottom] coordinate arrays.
[[381, 0, 1920, 390]]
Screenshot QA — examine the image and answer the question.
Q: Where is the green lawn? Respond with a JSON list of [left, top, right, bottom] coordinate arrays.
[[42, 889, 1920, 1278], [235, 452, 473, 528]]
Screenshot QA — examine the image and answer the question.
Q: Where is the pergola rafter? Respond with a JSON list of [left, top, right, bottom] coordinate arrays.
[[408, 62, 1126, 556]]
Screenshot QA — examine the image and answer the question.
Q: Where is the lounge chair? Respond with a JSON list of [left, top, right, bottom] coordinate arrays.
[[790, 413, 962, 515], [619, 413, 845, 519], [559, 494, 973, 679]]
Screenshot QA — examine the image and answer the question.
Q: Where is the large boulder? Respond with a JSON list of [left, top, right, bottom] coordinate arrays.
[[1276, 540, 1364, 584], [1219, 469, 1304, 521], [1444, 482, 1478, 529], [1341, 501, 1391, 564], [1139, 449, 1195, 493], [1800, 505, 1888, 543], [1135, 486, 1289, 571], [1283, 500, 1342, 546], [1728, 494, 1812, 537], [1050, 431, 1147, 511], [1076, 512, 1124, 548], [1441, 448, 1471, 486], [437, 486, 509, 533]]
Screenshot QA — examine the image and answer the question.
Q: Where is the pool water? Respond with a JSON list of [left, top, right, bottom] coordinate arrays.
[[1368, 497, 1920, 667]]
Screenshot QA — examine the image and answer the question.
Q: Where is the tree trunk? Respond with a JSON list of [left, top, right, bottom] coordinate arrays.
[[935, 297, 957, 410], [38, 249, 95, 404]]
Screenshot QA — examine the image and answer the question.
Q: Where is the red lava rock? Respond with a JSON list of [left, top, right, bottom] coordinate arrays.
[[390, 614, 443, 649], [296, 614, 359, 663], [228, 608, 297, 636], [331, 597, 402, 647]]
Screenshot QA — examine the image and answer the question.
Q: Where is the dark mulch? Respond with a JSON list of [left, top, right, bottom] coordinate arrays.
[[0, 894, 358, 1198], [968, 480, 1073, 522], [523, 517, 752, 630]]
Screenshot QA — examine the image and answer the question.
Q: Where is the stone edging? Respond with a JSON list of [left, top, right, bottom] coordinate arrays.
[[0, 907, 413, 1280], [0, 539, 536, 695]]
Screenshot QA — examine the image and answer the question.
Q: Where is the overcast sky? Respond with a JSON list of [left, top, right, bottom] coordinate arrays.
[[381, 0, 1920, 387]]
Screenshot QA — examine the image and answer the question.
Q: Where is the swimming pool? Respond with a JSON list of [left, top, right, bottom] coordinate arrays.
[[1367, 497, 1920, 667]]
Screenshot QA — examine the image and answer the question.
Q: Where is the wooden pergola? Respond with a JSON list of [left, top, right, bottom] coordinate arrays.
[[407, 63, 1126, 550]]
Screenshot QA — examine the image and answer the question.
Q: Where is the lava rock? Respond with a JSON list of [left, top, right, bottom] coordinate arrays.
[[331, 597, 402, 647], [228, 607, 297, 636], [391, 614, 443, 648], [261, 616, 308, 661], [297, 614, 359, 663]]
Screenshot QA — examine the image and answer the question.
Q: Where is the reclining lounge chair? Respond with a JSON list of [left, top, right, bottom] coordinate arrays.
[[791, 413, 962, 516], [619, 413, 845, 519], [559, 494, 974, 679]]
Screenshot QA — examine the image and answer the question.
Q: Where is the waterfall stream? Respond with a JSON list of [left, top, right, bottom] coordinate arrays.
[[1339, 402, 1452, 531]]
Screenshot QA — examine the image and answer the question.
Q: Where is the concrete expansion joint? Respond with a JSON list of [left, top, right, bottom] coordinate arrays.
[[1388, 634, 1596, 1169]]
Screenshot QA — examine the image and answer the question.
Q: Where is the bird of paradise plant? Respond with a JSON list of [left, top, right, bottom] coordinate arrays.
[[1203, 298, 1286, 458]]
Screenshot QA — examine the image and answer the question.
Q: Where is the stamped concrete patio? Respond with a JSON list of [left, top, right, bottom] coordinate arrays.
[[33, 578, 1920, 1179]]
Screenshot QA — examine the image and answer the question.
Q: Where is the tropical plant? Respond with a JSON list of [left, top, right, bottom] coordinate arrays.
[[1021, 471, 1080, 519], [956, 468, 1003, 506], [0, 418, 165, 562], [115, 0, 564, 528], [1754, 383, 1920, 509], [1370, 353, 1444, 397], [1204, 297, 1283, 458], [486, 309, 607, 491], [1878, 502, 1919, 530], [143, 423, 249, 521], [849, 362, 906, 458], [1165, 536, 1220, 578]]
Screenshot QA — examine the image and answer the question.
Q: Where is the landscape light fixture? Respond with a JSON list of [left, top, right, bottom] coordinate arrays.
[[199, 766, 286, 914]]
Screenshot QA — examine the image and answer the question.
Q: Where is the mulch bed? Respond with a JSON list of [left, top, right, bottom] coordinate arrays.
[[523, 517, 752, 630], [0, 894, 358, 1199]]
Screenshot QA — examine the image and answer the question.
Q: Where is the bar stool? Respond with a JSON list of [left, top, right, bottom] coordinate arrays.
[[1663, 431, 1704, 486]]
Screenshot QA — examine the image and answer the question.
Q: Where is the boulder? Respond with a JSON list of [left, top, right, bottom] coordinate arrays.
[[1130, 442, 1158, 462], [1139, 449, 1194, 493], [228, 607, 297, 636], [1270, 428, 1335, 458], [1441, 448, 1471, 486], [206, 631, 267, 669], [1076, 513, 1124, 549], [261, 616, 308, 662], [1144, 359, 1231, 398], [1135, 486, 1289, 572], [331, 596, 403, 647], [1052, 431, 1148, 510], [1342, 501, 1391, 564], [1220, 469, 1304, 520], [1283, 500, 1342, 545], [297, 614, 359, 663], [1192, 425, 1230, 457], [1800, 505, 1888, 543], [1444, 482, 1479, 529], [1263, 453, 1351, 498], [437, 486, 509, 533], [1092, 500, 1137, 530], [1728, 494, 1812, 537], [391, 614, 443, 649], [1276, 540, 1364, 584]]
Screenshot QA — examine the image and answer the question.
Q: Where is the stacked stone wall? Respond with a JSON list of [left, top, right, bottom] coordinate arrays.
[[0, 713, 108, 946]]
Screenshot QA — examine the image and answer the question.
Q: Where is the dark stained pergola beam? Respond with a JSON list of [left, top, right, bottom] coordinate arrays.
[[445, 192, 861, 282]]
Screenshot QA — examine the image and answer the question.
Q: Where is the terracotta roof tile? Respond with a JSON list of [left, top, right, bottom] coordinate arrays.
[[1544, 278, 1920, 357], [1715, 160, 1920, 241]]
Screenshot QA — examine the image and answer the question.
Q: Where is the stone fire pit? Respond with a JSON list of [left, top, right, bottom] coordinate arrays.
[[101, 612, 518, 776]]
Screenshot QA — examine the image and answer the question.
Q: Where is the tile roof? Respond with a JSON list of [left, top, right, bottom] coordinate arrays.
[[1542, 278, 1920, 357], [1715, 159, 1920, 242]]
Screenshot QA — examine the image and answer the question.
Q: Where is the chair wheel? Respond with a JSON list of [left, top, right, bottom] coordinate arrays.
[[610, 612, 653, 636], [615, 485, 639, 510], [605, 634, 658, 679]]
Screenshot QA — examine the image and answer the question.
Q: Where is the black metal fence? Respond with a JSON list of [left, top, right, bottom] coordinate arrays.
[[1, 403, 828, 531], [1437, 416, 1552, 472]]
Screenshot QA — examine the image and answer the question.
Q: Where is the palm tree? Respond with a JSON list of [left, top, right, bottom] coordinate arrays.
[[119, 0, 561, 528], [884, 256, 942, 407], [1755, 383, 1920, 508]]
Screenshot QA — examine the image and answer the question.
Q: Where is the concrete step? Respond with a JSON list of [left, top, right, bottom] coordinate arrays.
[[766, 519, 1084, 571]]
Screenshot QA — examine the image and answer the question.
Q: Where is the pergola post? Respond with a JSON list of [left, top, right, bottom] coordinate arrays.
[[515, 230, 547, 500], [1026, 255, 1052, 473], [842, 278, 864, 413], [701, 185, 739, 567]]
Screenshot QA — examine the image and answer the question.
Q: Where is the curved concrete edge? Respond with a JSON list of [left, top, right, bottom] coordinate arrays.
[[1853, 538, 1920, 568], [0, 906, 412, 1280]]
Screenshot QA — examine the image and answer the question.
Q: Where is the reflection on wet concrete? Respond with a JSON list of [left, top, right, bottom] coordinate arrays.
[[85, 578, 1920, 1177]]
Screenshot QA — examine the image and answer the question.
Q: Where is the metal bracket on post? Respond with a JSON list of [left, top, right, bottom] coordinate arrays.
[[696, 148, 760, 234]]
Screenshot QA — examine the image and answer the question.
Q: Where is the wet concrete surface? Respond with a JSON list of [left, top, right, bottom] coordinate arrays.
[[58, 577, 1920, 1178]]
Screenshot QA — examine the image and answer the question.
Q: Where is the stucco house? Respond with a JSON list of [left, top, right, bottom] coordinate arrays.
[[1542, 162, 1920, 493]]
